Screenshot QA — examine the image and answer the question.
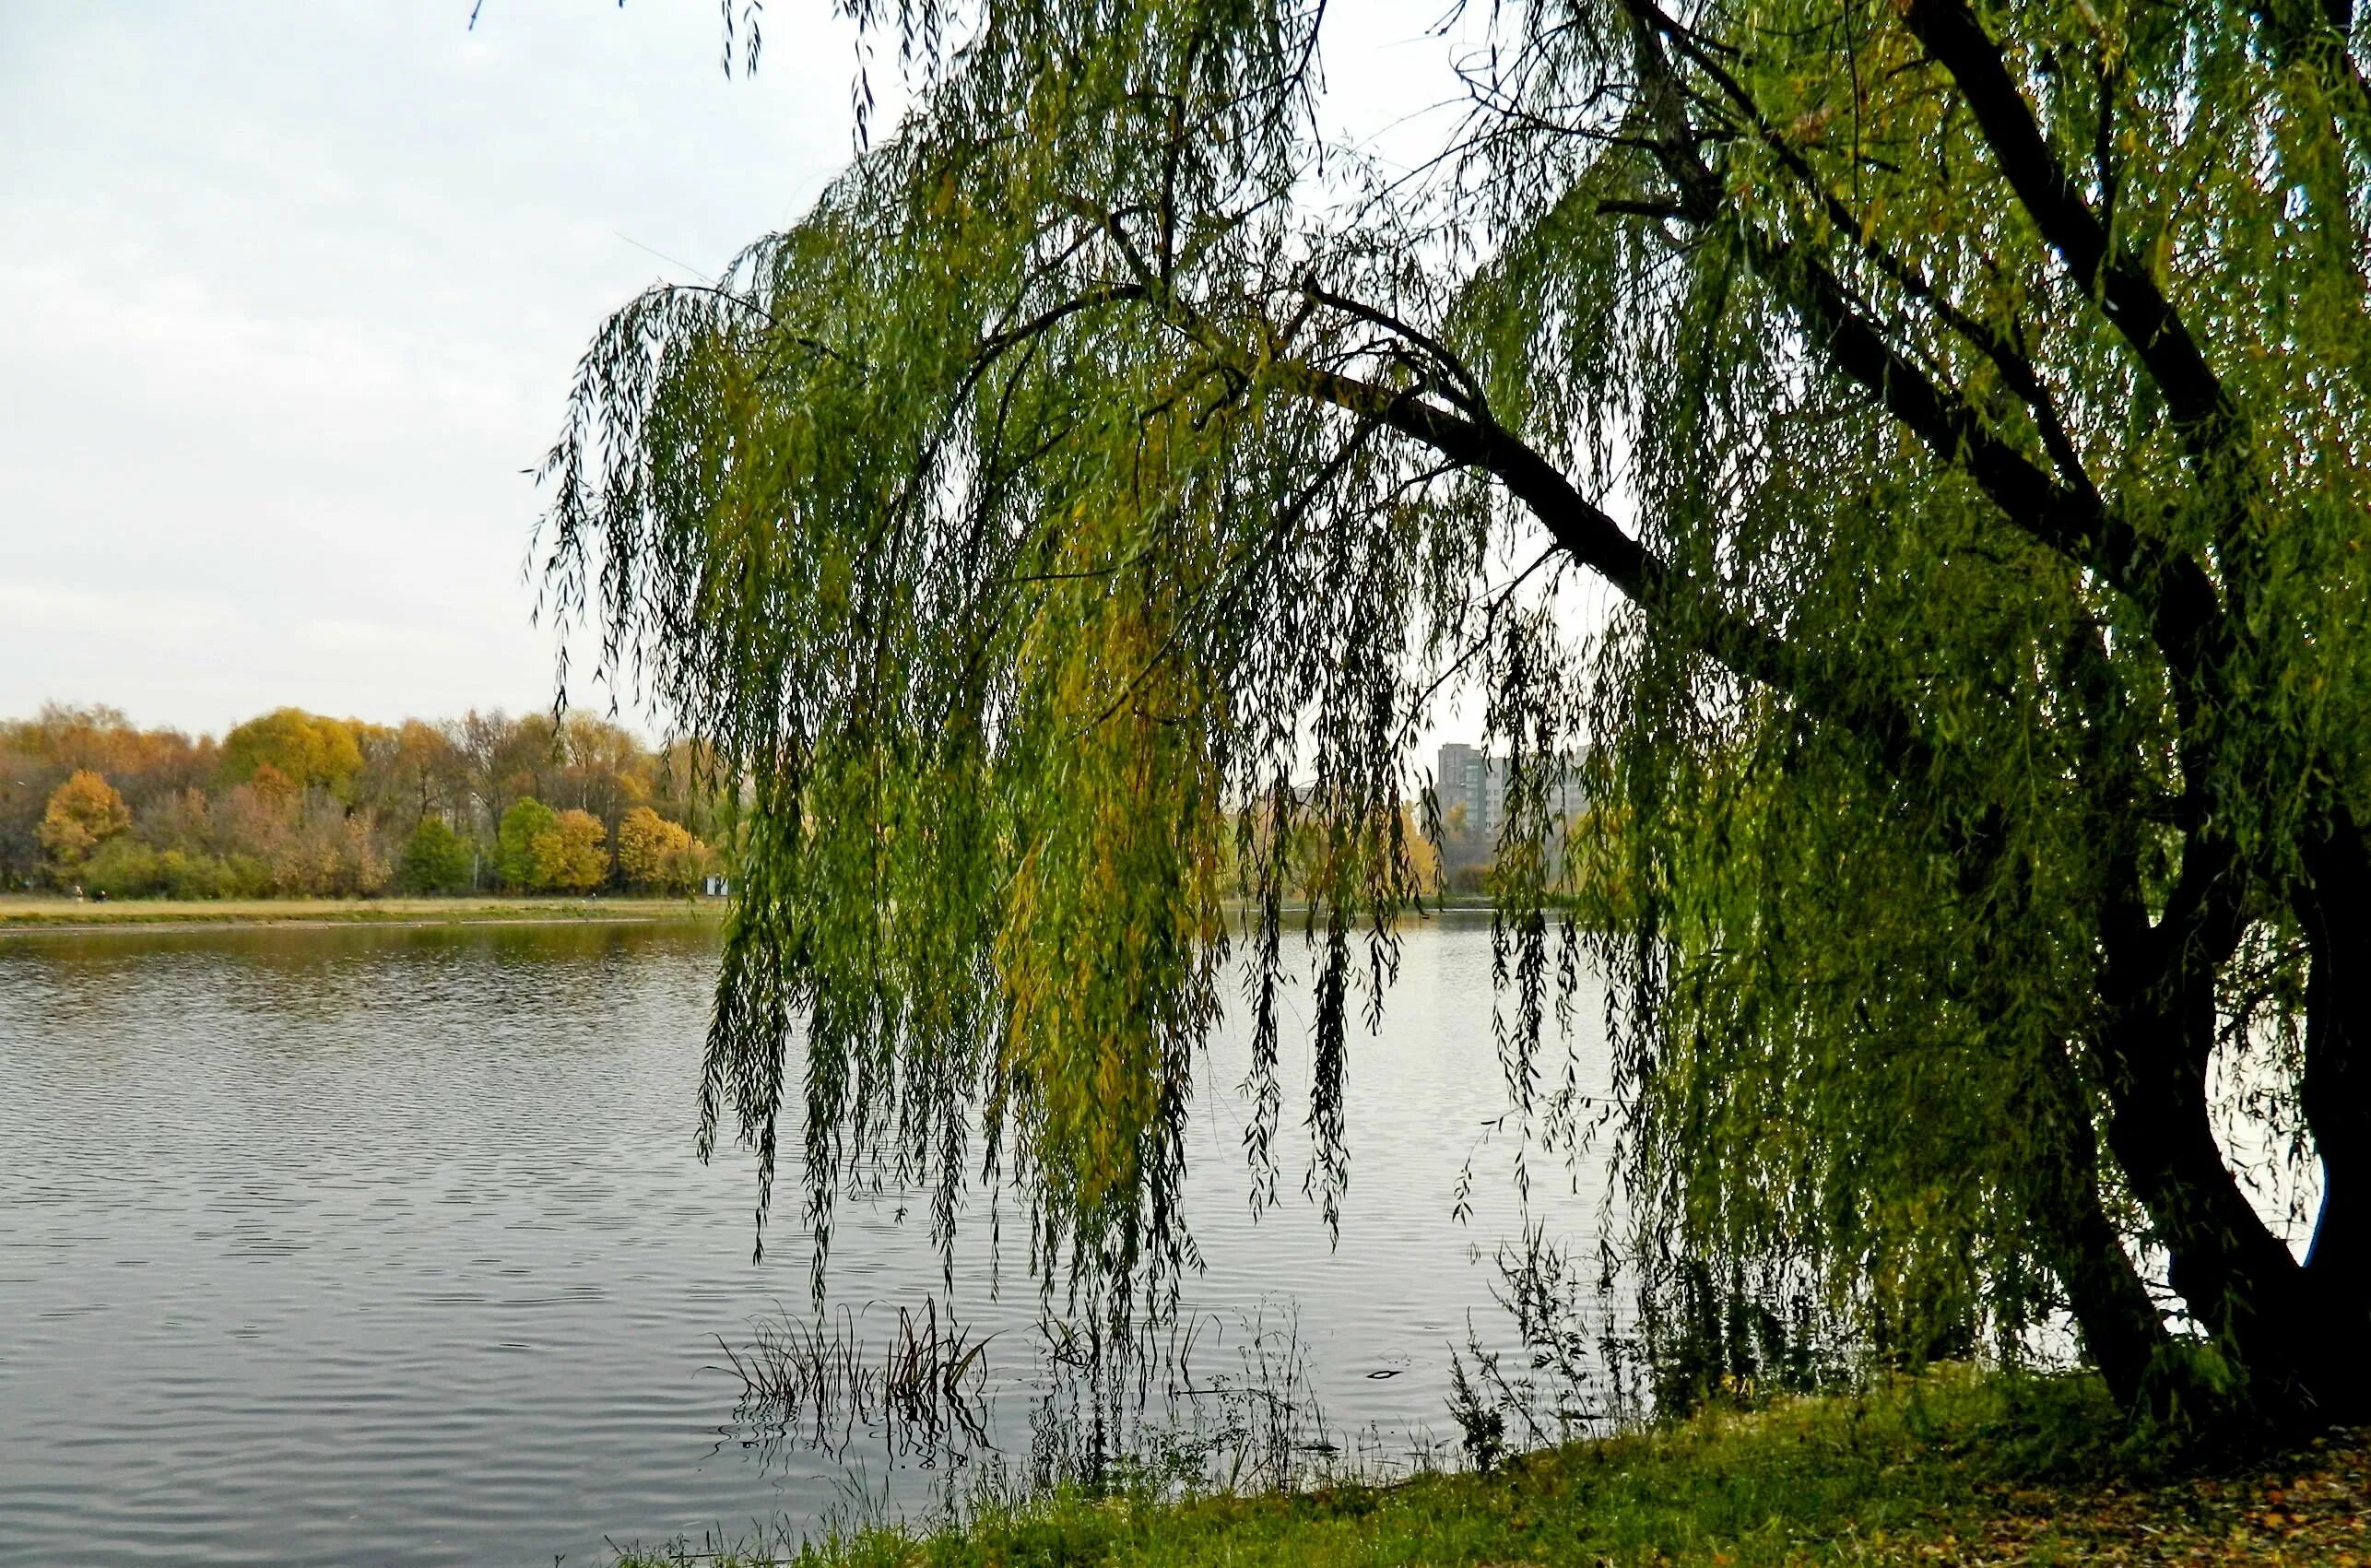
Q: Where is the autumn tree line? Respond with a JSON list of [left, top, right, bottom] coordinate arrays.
[[2, 703, 723, 900]]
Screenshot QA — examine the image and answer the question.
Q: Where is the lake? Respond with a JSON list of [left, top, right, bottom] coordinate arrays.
[[0, 915, 1603, 1567]]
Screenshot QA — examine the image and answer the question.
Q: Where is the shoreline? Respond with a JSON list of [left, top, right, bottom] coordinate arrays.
[[606, 1369, 2371, 1567], [2, 895, 1513, 936], [0, 895, 725, 935]]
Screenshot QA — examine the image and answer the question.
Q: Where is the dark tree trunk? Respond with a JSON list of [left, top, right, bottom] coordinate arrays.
[[2035, 1143, 2172, 1414], [2295, 808, 2371, 1416], [2027, 1042, 2171, 1413], [2303, 949, 2371, 1291], [2094, 937, 2364, 1431]]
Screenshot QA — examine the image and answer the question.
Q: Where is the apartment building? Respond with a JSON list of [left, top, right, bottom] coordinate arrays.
[[1433, 742, 1587, 852]]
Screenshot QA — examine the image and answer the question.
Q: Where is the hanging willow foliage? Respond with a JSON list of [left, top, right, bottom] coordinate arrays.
[[544, 0, 2371, 1430]]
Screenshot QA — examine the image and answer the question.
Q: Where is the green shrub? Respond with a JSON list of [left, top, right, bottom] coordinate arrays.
[[81, 836, 164, 897], [157, 848, 233, 900], [81, 839, 262, 900], [397, 818, 475, 894], [494, 798, 558, 891]]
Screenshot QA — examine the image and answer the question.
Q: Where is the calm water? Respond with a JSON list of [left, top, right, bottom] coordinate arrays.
[[0, 916, 1600, 1567]]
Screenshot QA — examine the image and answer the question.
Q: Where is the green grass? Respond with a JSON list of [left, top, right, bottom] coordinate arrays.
[[0, 894, 724, 930], [612, 1367, 2371, 1566]]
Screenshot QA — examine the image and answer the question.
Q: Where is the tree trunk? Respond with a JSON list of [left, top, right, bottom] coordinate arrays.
[[2026, 1042, 2171, 1413], [2094, 972, 2356, 1430], [2304, 950, 2371, 1286], [2296, 810, 2371, 1416]]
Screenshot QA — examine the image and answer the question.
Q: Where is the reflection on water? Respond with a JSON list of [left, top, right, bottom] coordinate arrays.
[[716, 1295, 1394, 1506], [717, 1297, 997, 1468], [0, 916, 1599, 1567]]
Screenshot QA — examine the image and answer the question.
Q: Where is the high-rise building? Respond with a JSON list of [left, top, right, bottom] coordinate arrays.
[[1433, 741, 1587, 850], [1434, 741, 1506, 843]]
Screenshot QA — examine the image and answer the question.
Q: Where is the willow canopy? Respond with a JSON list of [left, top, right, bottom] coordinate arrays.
[[544, 0, 2371, 1431]]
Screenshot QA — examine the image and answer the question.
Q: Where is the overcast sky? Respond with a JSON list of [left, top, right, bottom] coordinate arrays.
[[1, 2, 1473, 741]]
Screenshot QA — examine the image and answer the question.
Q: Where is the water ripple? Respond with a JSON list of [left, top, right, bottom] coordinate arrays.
[[0, 917, 1598, 1567]]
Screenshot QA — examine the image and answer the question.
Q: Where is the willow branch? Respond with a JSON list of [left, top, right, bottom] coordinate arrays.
[[1898, 0, 2239, 449], [1265, 357, 1929, 777], [1640, 0, 2094, 493], [1616, 0, 2231, 714]]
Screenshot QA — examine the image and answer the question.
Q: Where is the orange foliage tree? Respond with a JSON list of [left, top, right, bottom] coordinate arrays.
[[38, 770, 131, 876]]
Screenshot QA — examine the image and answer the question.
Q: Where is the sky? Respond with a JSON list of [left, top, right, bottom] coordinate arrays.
[[0, 2, 1482, 742]]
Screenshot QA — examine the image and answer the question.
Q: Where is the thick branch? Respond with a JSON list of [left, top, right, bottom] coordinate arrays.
[[1301, 283, 1491, 416], [1268, 358, 1929, 776], [1898, 0, 2238, 447], [1616, 0, 2233, 726], [1776, 245, 2106, 562], [1642, 0, 2095, 494]]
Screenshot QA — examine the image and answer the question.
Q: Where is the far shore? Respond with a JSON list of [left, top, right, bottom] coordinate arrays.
[[0, 894, 725, 934], [0, 891, 1524, 937]]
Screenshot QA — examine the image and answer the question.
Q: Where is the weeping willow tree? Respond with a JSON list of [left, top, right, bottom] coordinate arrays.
[[543, 0, 2371, 1432]]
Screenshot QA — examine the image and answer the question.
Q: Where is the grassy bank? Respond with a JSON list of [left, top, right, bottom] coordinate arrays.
[[615, 1369, 2370, 1566], [0, 894, 723, 931]]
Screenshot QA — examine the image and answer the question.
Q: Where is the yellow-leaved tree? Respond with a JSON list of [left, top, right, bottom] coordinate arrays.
[[532, 808, 608, 893], [614, 805, 707, 893], [39, 770, 131, 876], [219, 709, 366, 799]]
